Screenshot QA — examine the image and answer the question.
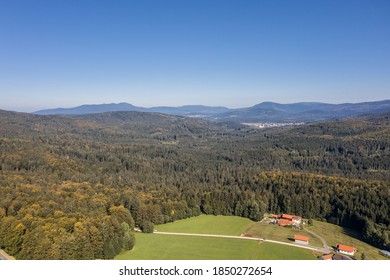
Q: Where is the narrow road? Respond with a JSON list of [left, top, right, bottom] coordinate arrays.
[[154, 231, 329, 253], [0, 249, 14, 260], [304, 228, 331, 254]]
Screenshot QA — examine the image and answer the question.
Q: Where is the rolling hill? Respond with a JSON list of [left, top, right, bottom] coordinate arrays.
[[211, 100, 390, 122], [0, 108, 389, 259], [33, 103, 232, 118], [33, 100, 390, 123]]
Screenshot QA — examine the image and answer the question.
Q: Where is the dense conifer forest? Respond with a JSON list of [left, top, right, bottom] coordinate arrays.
[[0, 109, 389, 259]]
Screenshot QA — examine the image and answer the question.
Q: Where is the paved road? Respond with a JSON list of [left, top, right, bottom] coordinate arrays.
[[154, 231, 329, 253], [304, 228, 331, 254]]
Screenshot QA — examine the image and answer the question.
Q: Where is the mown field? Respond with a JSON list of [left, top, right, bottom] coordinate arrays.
[[247, 218, 387, 260], [116, 215, 317, 260], [155, 215, 254, 235], [114, 233, 317, 260], [307, 220, 386, 260], [245, 220, 324, 248], [116, 215, 385, 260]]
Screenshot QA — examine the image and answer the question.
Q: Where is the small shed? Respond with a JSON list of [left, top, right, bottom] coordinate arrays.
[[294, 234, 309, 245]]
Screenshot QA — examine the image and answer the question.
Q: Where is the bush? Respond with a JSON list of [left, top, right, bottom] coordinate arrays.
[[141, 221, 154, 233]]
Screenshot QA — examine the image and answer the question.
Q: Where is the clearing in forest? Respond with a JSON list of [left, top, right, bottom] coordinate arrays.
[[155, 214, 254, 236]]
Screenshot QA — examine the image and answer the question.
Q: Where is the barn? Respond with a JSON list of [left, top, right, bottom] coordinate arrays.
[[294, 235, 309, 245]]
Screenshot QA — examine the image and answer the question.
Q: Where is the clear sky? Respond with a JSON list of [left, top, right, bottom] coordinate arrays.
[[0, 0, 389, 112]]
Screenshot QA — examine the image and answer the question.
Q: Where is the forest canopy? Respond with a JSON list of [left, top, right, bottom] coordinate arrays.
[[0, 110, 389, 259]]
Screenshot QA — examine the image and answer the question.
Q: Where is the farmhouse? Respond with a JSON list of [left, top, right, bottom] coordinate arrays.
[[278, 218, 293, 227], [277, 213, 302, 227], [292, 216, 301, 224], [319, 253, 351, 260], [336, 244, 357, 256], [281, 214, 293, 220], [294, 234, 309, 245]]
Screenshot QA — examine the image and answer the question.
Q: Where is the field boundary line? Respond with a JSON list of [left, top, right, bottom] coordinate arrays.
[[154, 231, 328, 253]]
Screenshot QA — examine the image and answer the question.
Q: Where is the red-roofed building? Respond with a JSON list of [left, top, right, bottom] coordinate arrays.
[[278, 213, 302, 227], [336, 244, 357, 256], [319, 253, 351, 260], [278, 218, 293, 227], [281, 214, 294, 220], [292, 216, 302, 224], [319, 253, 334, 260], [294, 235, 309, 245]]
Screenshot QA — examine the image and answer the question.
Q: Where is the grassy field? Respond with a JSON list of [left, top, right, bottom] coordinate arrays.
[[253, 242, 317, 260], [116, 215, 384, 260], [245, 220, 324, 248], [307, 220, 386, 260], [155, 215, 254, 236], [115, 233, 317, 260]]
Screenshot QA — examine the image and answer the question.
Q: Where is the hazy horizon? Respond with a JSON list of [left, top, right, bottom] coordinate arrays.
[[1, 1, 389, 112], [0, 98, 388, 114]]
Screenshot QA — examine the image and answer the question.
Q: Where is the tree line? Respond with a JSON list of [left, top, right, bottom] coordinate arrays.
[[0, 110, 389, 258]]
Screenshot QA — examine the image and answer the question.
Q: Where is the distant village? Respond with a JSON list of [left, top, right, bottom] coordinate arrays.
[[242, 122, 304, 129]]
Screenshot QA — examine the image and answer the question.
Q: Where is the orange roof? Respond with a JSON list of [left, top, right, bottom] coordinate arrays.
[[271, 214, 278, 218], [321, 254, 333, 260], [278, 218, 293, 226], [337, 244, 356, 253], [281, 214, 293, 220], [294, 235, 309, 242]]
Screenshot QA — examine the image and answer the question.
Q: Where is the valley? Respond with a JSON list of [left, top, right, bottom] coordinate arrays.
[[0, 109, 389, 260]]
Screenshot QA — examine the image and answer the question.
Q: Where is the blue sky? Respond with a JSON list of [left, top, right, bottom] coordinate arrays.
[[0, 0, 389, 112]]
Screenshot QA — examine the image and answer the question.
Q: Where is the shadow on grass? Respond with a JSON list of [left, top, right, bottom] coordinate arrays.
[[341, 227, 365, 244]]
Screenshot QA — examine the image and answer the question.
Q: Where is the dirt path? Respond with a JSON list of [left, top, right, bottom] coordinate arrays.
[[304, 228, 331, 254], [0, 249, 14, 260], [154, 231, 329, 253]]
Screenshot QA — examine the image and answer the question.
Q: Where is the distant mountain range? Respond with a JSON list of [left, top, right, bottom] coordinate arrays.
[[214, 100, 390, 123], [33, 100, 390, 123], [34, 103, 232, 117]]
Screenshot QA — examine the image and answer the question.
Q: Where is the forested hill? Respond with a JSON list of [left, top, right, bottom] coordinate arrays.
[[0, 109, 243, 141], [265, 112, 390, 181], [0, 109, 389, 259], [33, 100, 390, 123], [71, 111, 236, 140], [213, 100, 390, 122]]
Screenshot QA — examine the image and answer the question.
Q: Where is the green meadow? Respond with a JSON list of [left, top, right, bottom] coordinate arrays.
[[115, 233, 317, 260], [245, 220, 324, 247], [116, 215, 317, 260], [155, 215, 254, 235], [307, 220, 387, 260], [115, 215, 384, 260]]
